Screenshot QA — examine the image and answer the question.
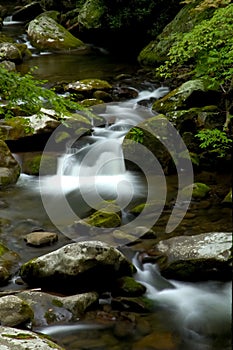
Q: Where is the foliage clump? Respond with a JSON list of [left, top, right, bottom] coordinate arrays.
[[0, 66, 84, 119], [156, 3, 233, 156]]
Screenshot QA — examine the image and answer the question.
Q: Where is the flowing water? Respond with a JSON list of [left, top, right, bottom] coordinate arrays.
[[0, 19, 232, 350]]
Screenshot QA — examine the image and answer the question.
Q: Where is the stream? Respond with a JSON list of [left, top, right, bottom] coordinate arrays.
[[0, 19, 232, 350]]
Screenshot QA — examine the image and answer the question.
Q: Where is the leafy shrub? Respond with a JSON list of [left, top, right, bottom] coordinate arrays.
[[0, 66, 84, 119], [195, 128, 232, 157]]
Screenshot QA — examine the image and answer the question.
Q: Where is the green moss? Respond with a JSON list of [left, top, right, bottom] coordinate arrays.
[[52, 299, 63, 307], [86, 210, 121, 228], [0, 243, 9, 256], [44, 309, 59, 324]]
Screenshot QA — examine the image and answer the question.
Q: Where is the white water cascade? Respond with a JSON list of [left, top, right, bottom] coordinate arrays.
[[133, 255, 232, 350], [39, 87, 170, 232]]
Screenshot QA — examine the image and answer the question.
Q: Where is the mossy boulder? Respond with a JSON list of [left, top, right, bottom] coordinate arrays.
[[181, 182, 210, 200], [65, 79, 112, 98], [78, 0, 105, 30], [114, 276, 146, 297], [22, 153, 57, 175], [86, 207, 121, 228], [138, 0, 216, 66], [19, 241, 135, 294], [152, 80, 215, 115], [123, 115, 174, 175], [0, 42, 22, 62], [0, 117, 33, 141], [27, 14, 86, 51], [0, 140, 21, 186]]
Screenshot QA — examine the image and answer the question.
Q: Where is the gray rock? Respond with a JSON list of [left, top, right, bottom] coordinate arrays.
[[155, 232, 232, 281], [0, 326, 64, 349], [20, 241, 135, 293], [0, 295, 33, 326], [24, 231, 58, 246], [18, 290, 98, 326]]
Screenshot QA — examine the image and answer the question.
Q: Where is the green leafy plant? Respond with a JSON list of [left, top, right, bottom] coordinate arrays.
[[156, 4, 233, 131], [129, 127, 144, 143], [195, 128, 232, 157], [0, 66, 85, 119]]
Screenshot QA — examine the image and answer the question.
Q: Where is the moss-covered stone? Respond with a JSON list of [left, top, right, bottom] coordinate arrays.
[[181, 182, 210, 200], [138, 0, 216, 66], [114, 276, 146, 297], [22, 154, 57, 175], [78, 0, 105, 29], [86, 209, 121, 228], [27, 14, 86, 51]]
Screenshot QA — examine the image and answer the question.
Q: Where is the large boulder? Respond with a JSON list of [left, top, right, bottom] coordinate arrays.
[[138, 1, 216, 66], [154, 232, 232, 281], [0, 326, 64, 349], [0, 140, 21, 186], [20, 241, 135, 293], [152, 79, 219, 115], [27, 13, 86, 51]]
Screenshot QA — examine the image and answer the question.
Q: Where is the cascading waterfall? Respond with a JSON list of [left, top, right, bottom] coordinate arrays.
[[39, 87, 169, 227]]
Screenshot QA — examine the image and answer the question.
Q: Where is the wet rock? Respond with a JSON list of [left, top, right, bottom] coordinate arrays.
[[20, 241, 135, 294], [152, 80, 219, 115], [80, 98, 104, 107], [24, 231, 58, 246], [123, 115, 173, 175], [0, 42, 22, 62], [22, 153, 57, 176], [27, 14, 86, 51], [0, 242, 20, 285], [0, 60, 16, 71], [112, 296, 154, 313], [18, 290, 98, 326], [155, 232, 232, 281], [0, 326, 64, 349], [113, 276, 146, 297], [181, 182, 211, 200], [85, 208, 121, 228], [0, 295, 33, 327], [0, 140, 21, 186], [65, 79, 112, 98]]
